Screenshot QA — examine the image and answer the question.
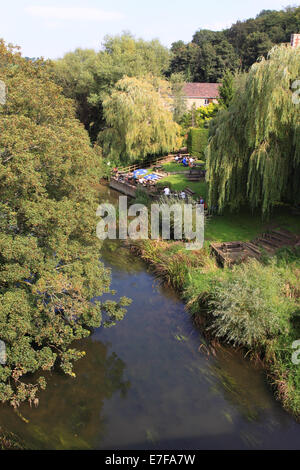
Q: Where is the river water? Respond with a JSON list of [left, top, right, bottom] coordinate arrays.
[[0, 184, 299, 449]]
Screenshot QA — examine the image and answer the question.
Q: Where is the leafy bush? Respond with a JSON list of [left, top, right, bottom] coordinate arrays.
[[133, 187, 151, 205], [180, 104, 220, 132], [187, 128, 209, 159], [208, 259, 294, 349]]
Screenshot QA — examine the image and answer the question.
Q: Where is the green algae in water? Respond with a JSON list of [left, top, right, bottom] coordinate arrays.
[[174, 334, 188, 342]]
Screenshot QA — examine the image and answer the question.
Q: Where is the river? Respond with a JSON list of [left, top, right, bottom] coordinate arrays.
[[0, 184, 299, 449]]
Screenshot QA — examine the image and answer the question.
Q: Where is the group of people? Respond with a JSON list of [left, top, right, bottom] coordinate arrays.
[[163, 187, 207, 206], [113, 168, 158, 190], [163, 187, 186, 199], [174, 155, 195, 167]]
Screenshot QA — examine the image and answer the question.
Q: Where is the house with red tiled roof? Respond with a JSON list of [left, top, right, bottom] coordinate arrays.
[[183, 83, 221, 109]]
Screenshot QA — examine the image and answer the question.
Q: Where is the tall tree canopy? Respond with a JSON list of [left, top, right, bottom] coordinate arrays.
[[218, 70, 236, 108], [52, 48, 102, 140], [170, 72, 187, 123], [0, 41, 129, 407], [206, 45, 300, 215], [54, 33, 170, 140], [99, 76, 181, 163], [168, 6, 300, 81]]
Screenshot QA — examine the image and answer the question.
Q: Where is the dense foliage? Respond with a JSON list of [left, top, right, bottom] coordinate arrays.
[[218, 70, 236, 108], [169, 34, 239, 82], [206, 45, 300, 215], [168, 6, 300, 81], [187, 128, 209, 159], [180, 103, 219, 132], [99, 76, 181, 163], [170, 73, 187, 123], [0, 41, 129, 407], [54, 33, 170, 141], [209, 259, 294, 349]]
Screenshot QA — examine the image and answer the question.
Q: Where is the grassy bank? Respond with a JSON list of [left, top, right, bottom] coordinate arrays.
[[129, 234, 300, 418], [158, 162, 206, 198]]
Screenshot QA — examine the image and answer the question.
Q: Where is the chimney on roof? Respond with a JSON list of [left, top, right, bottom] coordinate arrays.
[[291, 34, 300, 48]]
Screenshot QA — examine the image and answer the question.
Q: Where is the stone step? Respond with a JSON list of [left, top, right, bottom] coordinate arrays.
[[244, 242, 262, 256], [264, 231, 287, 243], [271, 229, 296, 241], [254, 238, 276, 251]]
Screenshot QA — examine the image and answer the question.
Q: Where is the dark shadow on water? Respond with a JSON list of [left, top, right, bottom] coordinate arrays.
[[0, 338, 130, 450]]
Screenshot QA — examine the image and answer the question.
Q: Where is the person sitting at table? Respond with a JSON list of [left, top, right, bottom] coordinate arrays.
[[199, 196, 205, 205], [182, 157, 188, 167], [180, 191, 186, 200], [174, 155, 179, 162], [163, 186, 170, 196]]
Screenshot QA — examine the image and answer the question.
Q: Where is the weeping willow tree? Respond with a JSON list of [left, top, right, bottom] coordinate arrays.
[[99, 76, 181, 163], [207, 45, 300, 216]]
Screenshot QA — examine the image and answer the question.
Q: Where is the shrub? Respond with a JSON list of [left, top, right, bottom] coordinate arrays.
[[187, 128, 209, 159], [134, 187, 151, 205], [208, 259, 294, 350]]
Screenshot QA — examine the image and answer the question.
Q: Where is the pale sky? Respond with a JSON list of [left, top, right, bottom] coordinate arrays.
[[1, 0, 299, 59]]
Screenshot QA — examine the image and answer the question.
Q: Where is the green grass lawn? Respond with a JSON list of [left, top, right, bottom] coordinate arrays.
[[161, 160, 204, 173], [159, 173, 207, 197], [206, 208, 300, 243], [159, 172, 300, 243]]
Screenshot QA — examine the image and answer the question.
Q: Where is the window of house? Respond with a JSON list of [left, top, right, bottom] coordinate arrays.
[[204, 99, 209, 105]]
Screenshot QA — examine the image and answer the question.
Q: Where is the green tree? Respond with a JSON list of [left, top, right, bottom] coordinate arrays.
[[193, 39, 240, 82], [170, 73, 187, 123], [0, 41, 130, 408], [168, 6, 300, 80], [54, 33, 170, 140], [218, 70, 236, 108], [168, 41, 199, 80], [99, 76, 181, 163], [169, 35, 240, 83], [192, 29, 225, 47], [241, 31, 274, 68], [180, 103, 220, 132], [207, 45, 300, 215], [52, 48, 102, 141]]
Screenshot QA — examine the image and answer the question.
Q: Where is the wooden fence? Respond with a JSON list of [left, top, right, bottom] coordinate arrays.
[[112, 154, 175, 175]]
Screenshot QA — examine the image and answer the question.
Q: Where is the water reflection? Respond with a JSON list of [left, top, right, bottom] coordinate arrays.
[[0, 338, 130, 449]]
